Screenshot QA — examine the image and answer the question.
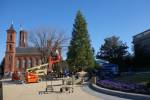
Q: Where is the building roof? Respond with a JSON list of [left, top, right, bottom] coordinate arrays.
[[16, 47, 41, 55], [7, 24, 16, 32], [133, 29, 150, 39], [96, 59, 109, 65]]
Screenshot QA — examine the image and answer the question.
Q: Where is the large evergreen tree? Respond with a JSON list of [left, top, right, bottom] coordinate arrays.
[[67, 11, 95, 72]]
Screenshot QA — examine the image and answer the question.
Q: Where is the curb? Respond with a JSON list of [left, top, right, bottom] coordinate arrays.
[[89, 83, 150, 100], [0, 82, 3, 100]]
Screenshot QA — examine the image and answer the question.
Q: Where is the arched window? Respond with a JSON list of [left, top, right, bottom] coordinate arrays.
[[32, 58, 36, 67], [9, 45, 12, 51], [36, 59, 39, 65], [23, 34, 25, 43], [10, 34, 12, 41], [8, 56, 12, 66], [17, 60, 20, 68], [38, 59, 42, 65], [25, 59, 28, 68], [22, 59, 25, 68], [28, 59, 31, 68], [34, 59, 36, 66]]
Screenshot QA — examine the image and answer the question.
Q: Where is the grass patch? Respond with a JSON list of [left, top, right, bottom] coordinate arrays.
[[114, 72, 150, 85]]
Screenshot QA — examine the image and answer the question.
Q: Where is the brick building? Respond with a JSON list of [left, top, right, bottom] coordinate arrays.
[[4, 24, 42, 76], [133, 29, 150, 53]]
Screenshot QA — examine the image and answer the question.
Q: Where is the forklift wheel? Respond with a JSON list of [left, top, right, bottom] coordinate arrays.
[[38, 78, 42, 83], [60, 88, 63, 92]]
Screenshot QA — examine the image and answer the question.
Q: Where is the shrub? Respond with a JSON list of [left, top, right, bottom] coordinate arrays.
[[97, 79, 149, 94], [147, 81, 150, 88]]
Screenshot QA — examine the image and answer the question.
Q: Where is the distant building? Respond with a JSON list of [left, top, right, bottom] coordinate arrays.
[[4, 24, 42, 77], [133, 29, 150, 66], [133, 29, 150, 53]]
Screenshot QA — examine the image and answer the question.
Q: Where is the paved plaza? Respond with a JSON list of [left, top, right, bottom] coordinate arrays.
[[2, 80, 101, 100], [1, 79, 131, 100]]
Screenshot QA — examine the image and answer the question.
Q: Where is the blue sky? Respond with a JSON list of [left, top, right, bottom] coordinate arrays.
[[0, 0, 150, 61]]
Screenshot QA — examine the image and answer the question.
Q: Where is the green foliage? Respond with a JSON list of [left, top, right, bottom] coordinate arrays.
[[53, 60, 69, 73], [114, 72, 150, 84], [96, 36, 129, 71], [147, 81, 150, 88], [67, 10, 95, 72]]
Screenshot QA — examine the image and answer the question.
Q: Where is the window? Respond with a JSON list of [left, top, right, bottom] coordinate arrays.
[[28, 59, 31, 68], [32, 58, 36, 67], [9, 56, 12, 65], [22, 60, 25, 68], [9, 45, 12, 51], [17, 60, 20, 68], [10, 34, 12, 41], [36, 59, 39, 65], [38, 59, 42, 65]]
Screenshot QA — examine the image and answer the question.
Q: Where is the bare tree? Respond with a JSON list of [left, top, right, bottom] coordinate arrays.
[[28, 27, 69, 64]]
